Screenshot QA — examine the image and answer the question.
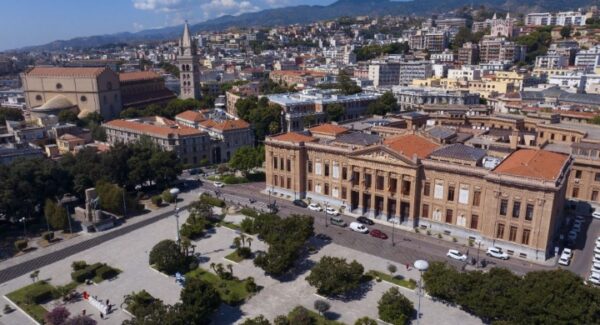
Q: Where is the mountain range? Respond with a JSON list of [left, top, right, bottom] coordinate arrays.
[[16, 0, 598, 52]]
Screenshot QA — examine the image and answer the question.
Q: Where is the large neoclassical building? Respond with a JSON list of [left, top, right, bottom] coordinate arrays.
[[265, 122, 571, 261]]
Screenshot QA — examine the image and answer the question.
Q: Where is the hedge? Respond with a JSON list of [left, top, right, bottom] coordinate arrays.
[[239, 208, 258, 218], [42, 231, 54, 241], [71, 263, 103, 283], [96, 265, 119, 280], [199, 194, 225, 207], [151, 195, 163, 206], [14, 240, 28, 251], [23, 283, 54, 304]]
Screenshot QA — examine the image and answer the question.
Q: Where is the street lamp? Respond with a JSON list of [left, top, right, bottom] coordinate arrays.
[[324, 202, 329, 228], [391, 217, 396, 246], [414, 259, 429, 325], [19, 217, 26, 237], [170, 188, 181, 245]]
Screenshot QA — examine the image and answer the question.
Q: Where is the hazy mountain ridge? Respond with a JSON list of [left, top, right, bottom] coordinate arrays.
[[15, 0, 597, 52]]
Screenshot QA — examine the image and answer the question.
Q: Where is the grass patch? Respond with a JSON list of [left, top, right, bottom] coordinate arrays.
[[366, 270, 417, 290], [224, 250, 246, 263], [186, 268, 252, 305], [218, 221, 241, 231], [6, 281, 55, 323]]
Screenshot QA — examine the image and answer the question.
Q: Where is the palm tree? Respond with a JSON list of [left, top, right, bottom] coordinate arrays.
[[233, 237, 241, 250], [226, 264, 234, 277], [210, 262, 216, 273], [246, 237, 253, 248], [240, 233, 247, 247]]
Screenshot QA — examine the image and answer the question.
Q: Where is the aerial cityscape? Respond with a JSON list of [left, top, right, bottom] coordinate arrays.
[[2, 0, 600, 324]]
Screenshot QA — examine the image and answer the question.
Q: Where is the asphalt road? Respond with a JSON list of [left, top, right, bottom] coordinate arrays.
[[206, 181, 555, 276]]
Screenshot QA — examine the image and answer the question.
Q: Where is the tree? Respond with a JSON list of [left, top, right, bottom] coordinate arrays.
[[45, 306, 70, 325], [354, 317, 378, 325], [0, 107, 24, 124], [367, 91, 398, 115], [560, 25, 572, 39], [378, 287, 414, 325], [306, 256, 364, 296], [229, 146, 264, 175], [179, 277, 221, 324], [29, 270, 40, 283], [388, 264, 397, 275], [149, 240, 187, 275], [288, 306, 314, 325], [337, 71, 362, 95], [241, 315, 272, 325], [123, 290, 159, 318], [95, 181, 135, 216], [314, 299, 330, 316], [122, 300, 184, 325], [590, 115, 600, 125], [58, 110, 80, 124], [44, 199, 69, 231], [325, 103, 345, 122]]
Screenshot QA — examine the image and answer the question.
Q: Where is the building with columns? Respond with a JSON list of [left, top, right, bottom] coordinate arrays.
[[177, 21, 201, 100], [265, 123, 571, 261]]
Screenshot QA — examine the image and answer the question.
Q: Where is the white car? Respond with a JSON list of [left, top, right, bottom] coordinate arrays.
[[592, 262, 600, 273], [589, 273, 600, 285], [593, 255, 600, 264], [325, 207, 339, 216], [593, 211, 600, 220], [486, 246, 509, 260], [595, 237, 600, 247], [349, 222, 368, 233], [594, 246, 600, 255], [446, 249, 468, 261], [558, 254, 570, 266], [213, 181, 224, 188], [562, 248, 573, 259], [308, 203, 322, 212]]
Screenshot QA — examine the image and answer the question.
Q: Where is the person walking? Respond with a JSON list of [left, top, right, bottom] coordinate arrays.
[[100, 312, 104, 320]]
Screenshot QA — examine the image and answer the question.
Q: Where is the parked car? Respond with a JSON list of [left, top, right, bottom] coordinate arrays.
[[558, 253, 571, 266], [593, 211, 600, 220], [446, 249, 468, 261], [486, 246, 509, 260], [308, 203, 322, 212], [589, 273, 600, 285], [357, 216, 374, 225], [293, 200, 308, 208], [213, 181, 224, 188], [596, 237, 600, 247], [315, 233, 332, 242], [325, 207, 339, 216], [562, 248, 573, 259], [572, 223, 582, 232], [350, 222, 368, 233], [593, 255, 600, 264], [594, 246, 600, 255], [592, 263, 600, 273], [370, 229, 388, 239], [330, 216, 347, 227]]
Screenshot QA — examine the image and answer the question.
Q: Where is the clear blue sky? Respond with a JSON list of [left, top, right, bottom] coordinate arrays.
[[0, 0, 336, 51]]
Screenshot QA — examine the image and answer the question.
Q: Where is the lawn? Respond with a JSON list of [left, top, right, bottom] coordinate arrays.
[[6, 281, 55, 323], [366, 270, 417, 290], [224, 250, 246, 263], [186, 268, 252, 305], [218, 220, 241, 231]]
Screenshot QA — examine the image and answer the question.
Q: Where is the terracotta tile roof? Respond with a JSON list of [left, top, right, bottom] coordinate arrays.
[[309, 124, 349, 136], [58, 134, 84, 141], [493, 149, 569, 181], [272, 132, 316, 143], [104, 119, 204, 138], [119, 71, 162, 82], [384, 134, 440, 159], [25, 66, 108, 78], [270, 70, 327, 77], [176, 110, 207, 123], [211, 119, 250, 131]]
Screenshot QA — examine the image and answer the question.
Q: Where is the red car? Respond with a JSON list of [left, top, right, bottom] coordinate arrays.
[[370, 229, 388, 239]]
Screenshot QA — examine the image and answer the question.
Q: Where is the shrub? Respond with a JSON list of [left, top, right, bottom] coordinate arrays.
[[240, 208, 258, 218], [71, 261, 88, 271], [23, 282, 54, 304], [71, 263, 103, 283], [151, 195, 163, 206], [44, 306, 70, 325], [14, 239, 27, 251], [42, 231, 54, 241], [240, 218, 255, 234], [378, 287, 414, 325], [306, 256, 364, 297], [96, 265, 118, 280], [468, 239, 474, 247], [245, 277, 258, 293], [162, 190, 176, 204], [288, 306, 314, 325], [237, 247, 252, 258], [354, 317, 378, 325], [314, 299, 330, 315], [199, 193, 225, 207], [149, 239, 187, 275], [274, 315, 290, 325], [437, 233, 443, 239]]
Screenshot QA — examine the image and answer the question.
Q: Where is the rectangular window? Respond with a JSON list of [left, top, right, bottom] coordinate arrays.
[[525, 204, 534, 221], [389, 178, 397, 193], [307, 161, 312, 173], [402, 180, 411, 196], [447, 186, 455, 201], [273, 175, 278, 186], [595, 173, 600, 182], [324, 163, 329, 177], [509, 226, 518, 242], [307, 180, 312, 191], [287, 177, 291, 189], [376, 175, 384, 191], [458, 187, 469, 204], [572, 187, 579, 198], [575, 170, 582, 179], [424, 182, 431, 196], [512, 201, 521, 219], [351, 171, 359, 186], [324, 183, 329, 195], [332, 187, 339, 198], [496, 223, 505, 239], [332, 163, 340, 179], [470, 215, 479, 229], [273, 157, 278, 169], [499, 199, 508, 216], [422, 204, 429, 218], [364, 174, 372, 189], [286, 159, 291, 172], [341, 186, 347, 200], [522, 229, 531, 245], [445, 209, 453, 223], [434, 182, 444, 199], [593, 191, 599, 202], [315, 162, 322, 175], [280, 158, 284, 169], [473, 190, 481, 207], [342, 167, 348, 180], [315, 183, 322, 194]]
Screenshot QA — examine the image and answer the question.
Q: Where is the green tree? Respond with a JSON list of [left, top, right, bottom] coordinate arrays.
[[58, 110, 80, 124], [179, 277, 221, 324], [325, 103, 345, 122], [367, 91, 398, 115], [0, 107, 24, 124], [241, 315, 272, 325], [95, 181, 135, 216], [337, 71, 362, 95], [354, 317, 378, 325], [560, 25, 572, 39], [306, 256, 364, 296], [44, 199, 69, 231], [314, 299, 330, 316], [229, 146, 264, 175], [149, 239, 187, 275], [590, 116, 600, 125], [378, 287, 414, 325], [516, 26, 553, 63]]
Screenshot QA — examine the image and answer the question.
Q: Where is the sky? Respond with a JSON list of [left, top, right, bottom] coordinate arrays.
[[0, 0, 336, 51]]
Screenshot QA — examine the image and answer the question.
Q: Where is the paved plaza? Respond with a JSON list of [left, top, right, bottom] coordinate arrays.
[[0, 195, 482, 325]]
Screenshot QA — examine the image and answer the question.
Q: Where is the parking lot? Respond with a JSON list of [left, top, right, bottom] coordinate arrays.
[[564, 214, 600, 280]]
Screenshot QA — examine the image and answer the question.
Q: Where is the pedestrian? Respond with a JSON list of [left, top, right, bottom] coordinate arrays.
[[100, 312, 104, 319], [82, 309, 86, 316], [406, 263, 409, 270], [106, 299, 110, 306]]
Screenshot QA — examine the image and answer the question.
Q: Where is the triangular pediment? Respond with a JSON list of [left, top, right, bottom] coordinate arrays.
[[350, 145, 416, 166]]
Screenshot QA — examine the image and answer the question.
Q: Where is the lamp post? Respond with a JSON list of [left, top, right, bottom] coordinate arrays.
[[19, 217, 26, 237], [414, 259, 429, 325], [391, 217, 396, 246], [324, 202, 329, 228], [170, 188, 181, 245]]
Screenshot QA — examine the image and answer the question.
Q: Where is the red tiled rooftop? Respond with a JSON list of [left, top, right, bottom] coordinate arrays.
[[384, 134, 440, 159], [104, 118, 203, 138], [271, 132, 316, 143], [176, 110, 207, 123], [493, 149, 569, 181], [25, 66, 108, 77], [309, 124, 349, 136]]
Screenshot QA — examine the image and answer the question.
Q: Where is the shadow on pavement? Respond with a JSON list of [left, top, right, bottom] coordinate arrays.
[[212, 303, 243, 324]]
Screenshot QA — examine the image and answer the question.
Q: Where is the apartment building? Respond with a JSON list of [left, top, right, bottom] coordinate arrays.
[[479, 37, 526, 63], [264, 124, 571, 261], [399, 61, 433, 86], [368, 61, 400, 87], [535, 54, 569, 69], [526, 11, 588, 26], [457, 42, 480, 66], [392, 86, 480, 111]]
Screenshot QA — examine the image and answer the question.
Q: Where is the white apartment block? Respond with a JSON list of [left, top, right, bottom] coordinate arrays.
[[526, 11, 587, 26], [535, 54, 569, 69], [448, 66, 482, 81], [575, 46, 600, 70]]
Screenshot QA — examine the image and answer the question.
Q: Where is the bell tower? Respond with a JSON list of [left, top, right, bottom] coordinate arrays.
[[177, 21, 200, 99]]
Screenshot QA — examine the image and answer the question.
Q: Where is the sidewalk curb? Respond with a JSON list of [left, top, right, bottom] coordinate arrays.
[[3, 294, 41, 325]]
